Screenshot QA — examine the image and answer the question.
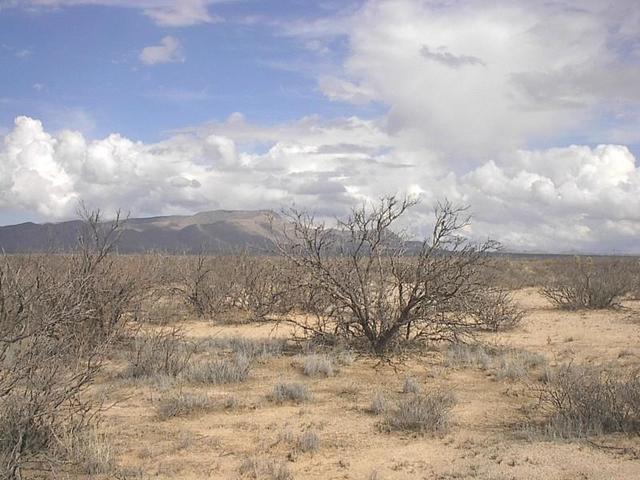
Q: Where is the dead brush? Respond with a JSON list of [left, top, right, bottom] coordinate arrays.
[[155, 391, 216, 420], [204, 336, 287, 359], [297, 430, 320, 453], [382, 390, 457, 434], [123, 327, 195, 379], [528, 364, 640, 438], [369, 390, 389, 415], [540, 256, 637, 310], [238, 456, 293, 480], [0, 209, 137, 479], [271, 382, 313, 403], [185, 353, 251, 384], [301, 354, 334, 377]]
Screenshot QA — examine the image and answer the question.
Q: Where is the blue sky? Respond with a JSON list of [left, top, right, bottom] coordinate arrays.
[[2, 0, 640, 253], [0, 1, 379, 140]]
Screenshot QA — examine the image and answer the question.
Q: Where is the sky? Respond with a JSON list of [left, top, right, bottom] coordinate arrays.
[[1, 0, 640, 253]]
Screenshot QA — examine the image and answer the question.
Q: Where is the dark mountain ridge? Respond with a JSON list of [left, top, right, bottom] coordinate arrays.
[[0, 210, 282, 253]]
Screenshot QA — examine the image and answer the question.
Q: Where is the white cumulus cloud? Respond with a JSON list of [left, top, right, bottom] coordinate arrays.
[[139, 36, 184, 65], [3, 115, 640, 253]]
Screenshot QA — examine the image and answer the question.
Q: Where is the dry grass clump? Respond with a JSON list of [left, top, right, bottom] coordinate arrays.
[[205, 336, 287, 359], [383, 390, 457, 434], [301, 354, 334, 377], [186, 353, 250, 384], [529, 364, 640, 438], [238, 456, 293, 480], [297, 430, 320, 453], [445, 344, 547, 381], [123, 328, 195, 379], [57, 427, 117, 475], [402, 377, 422, 394], [444, 343, 496, 370], [369, 390, 389, 415], [271, 382, 313, 403], [155, 391, 216, 420]]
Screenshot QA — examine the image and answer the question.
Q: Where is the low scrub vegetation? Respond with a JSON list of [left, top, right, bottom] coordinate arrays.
[[205, 336, 287, 359], [370, 391, 390, 415], [445, 343, 548, 381], [383, 390, 457, 434], [271, 382, 313, 403], [297, 430, 321, 453], [301, 354, 334, 377], [155, 391, 216, 420], [530, 364, 640, 438], [0, 209, 137, 479], [238, 456, 293, 480], [540, 257, 637, 310], [123, 327, 195, 379], [186, 353, 251, 384]]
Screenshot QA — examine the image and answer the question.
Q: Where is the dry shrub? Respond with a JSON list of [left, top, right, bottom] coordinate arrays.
[[540, 257, 637, 310], [56, 426, 116, 475], [530, 364, 640, 438], [239, 456, 293, 480], [155, 392, 215, 420], [186, 353, 250, 384], [276, 196, 498, 356], [445, 343, 547, 381], [369, 391, 389, 415], [444, 343, 495, 369], [172, 252, 296, 323], [123, 327, 195, 379], [297, 430, 320, 453], [466, 288, 525, 332], [383, 390, 457, 434], [0, 209, 137, 479], [271, 382, 313, 403], [403, 377, 422, 394], [301, 355, 334, 377], [205, 336, 287, 359]]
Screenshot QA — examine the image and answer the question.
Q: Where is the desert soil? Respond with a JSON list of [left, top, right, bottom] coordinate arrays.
[[98, 288, 640, 479]]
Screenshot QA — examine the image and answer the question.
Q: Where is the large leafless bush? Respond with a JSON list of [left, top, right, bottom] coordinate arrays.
[[0, 210, 137, 479], [540, 256, 637, 310], [529, 364, 640, 437], [275, 196, 499, 355]]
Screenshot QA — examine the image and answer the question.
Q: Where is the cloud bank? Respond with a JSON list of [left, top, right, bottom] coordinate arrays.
[[2, 115, 640, 253]]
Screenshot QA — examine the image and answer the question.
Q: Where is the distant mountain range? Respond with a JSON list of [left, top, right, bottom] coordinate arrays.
[[0, 210, 618, 257], [0, 210, 284, 253]]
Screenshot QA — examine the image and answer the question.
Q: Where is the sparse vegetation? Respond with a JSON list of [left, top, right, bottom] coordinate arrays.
[[205, 335, 287, 359], [541, 257, 637, 310], [186, 353, 251, 384], [271, 382, 313, 403], [402, 377, 422, 394], [297, 430, 320, 453], [155, 391, 216, 420], [529, 364, 640, 437], [2, 205, 639, 479], [383, 390, 457, 434], [239, 456, 293, 480], [276, 196, 499, 355], [302, 354, 334, 377], [370, 391, 389, 415], [123, 327, 195, 379]]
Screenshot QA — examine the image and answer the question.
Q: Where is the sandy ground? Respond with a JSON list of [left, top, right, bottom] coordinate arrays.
[[95, 288, 640, 479]]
